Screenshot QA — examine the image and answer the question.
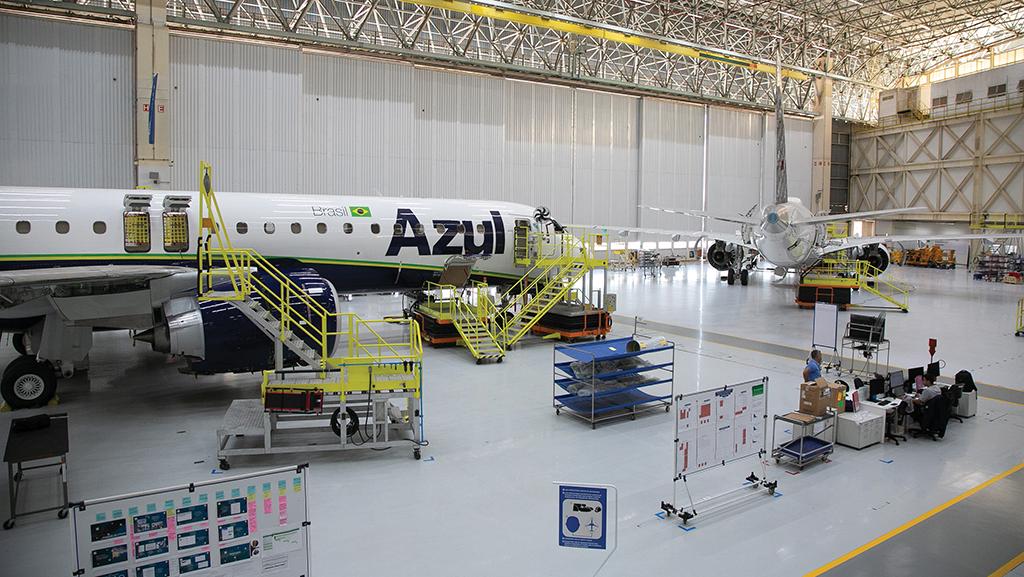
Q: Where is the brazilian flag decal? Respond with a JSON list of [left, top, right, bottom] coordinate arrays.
[[349, 206, 372, 217]]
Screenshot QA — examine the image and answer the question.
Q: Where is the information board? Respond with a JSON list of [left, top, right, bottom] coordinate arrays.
[[812, 302, 839, 350], [71, 466, 309, 577], [558, 485, 608, 550], [674, 378, 769, 478]]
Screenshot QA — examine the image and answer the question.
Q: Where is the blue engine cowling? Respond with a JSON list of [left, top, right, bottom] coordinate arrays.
[[140, 268, 339, 375]]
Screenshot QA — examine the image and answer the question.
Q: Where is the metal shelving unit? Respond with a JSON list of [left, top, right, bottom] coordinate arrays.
[[553, 336, 674, 428], [771, 411, 837, 470]]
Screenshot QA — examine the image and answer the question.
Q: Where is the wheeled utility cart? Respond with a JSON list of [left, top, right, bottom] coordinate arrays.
[[553, 336, 674, 428], [771, 411, 837, 470]]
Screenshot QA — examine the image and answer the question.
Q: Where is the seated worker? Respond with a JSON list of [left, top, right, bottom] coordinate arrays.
[[909, 374, 943, 423], [803, 350, 823, 382]]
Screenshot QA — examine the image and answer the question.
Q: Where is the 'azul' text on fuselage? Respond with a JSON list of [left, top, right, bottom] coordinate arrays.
[[386, 209, 506, 256]]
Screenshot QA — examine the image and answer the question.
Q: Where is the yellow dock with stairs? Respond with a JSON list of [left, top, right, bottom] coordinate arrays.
[[799, 256, 910, 312]]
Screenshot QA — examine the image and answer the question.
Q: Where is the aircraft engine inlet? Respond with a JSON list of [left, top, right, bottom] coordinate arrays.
[[857, 244, 890, 273], [707, 241, 735, 271]]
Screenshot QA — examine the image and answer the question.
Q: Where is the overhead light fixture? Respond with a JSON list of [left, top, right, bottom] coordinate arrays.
[[880, 10, 894, 17], [823, 24, 836, 31], [726, 21, 752, 31], [779, 10, 802, 19], [864, 35, 882, 44], [847, 0, 863, 5], [918, 23, 930, 31]]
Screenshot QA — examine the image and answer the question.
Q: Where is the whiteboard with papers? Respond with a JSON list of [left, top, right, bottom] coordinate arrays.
[[674, 378, 769, 478]]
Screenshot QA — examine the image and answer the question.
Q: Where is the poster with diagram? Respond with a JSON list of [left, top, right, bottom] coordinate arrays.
[[71, 466, 309, 577], [675, 378, 769, 478]]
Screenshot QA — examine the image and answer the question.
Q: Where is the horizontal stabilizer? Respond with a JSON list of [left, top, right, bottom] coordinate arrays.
[[793, 207, 926, 225], [640, 205, 761, 226]]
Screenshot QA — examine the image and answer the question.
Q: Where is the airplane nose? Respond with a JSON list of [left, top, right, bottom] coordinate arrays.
[[767, 212, 779, 224]]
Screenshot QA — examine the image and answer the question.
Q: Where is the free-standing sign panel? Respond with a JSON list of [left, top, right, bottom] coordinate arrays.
[[558, 485, 607, 550], [675, 378, 768, 478], [71, 466, 309, 577], [813, 302, 839, 350]]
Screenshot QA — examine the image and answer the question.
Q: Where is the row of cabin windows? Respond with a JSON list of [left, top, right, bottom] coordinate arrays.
[[234, 221, 485, 236], [16, 220, 107, 235]]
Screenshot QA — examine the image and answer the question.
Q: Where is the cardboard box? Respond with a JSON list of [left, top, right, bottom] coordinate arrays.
[[815, 378, 847, 412], [799, 381, 833, 416]]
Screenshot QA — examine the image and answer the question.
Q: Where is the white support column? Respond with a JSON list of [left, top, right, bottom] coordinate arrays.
[[812, 62, 833, 214], [135, 0, 171, 188]]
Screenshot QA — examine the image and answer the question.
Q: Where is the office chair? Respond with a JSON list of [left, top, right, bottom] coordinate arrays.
[[947, 385, 964, 424], [909, 393, 950, 441]]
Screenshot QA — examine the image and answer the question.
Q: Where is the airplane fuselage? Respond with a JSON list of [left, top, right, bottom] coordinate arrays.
[[0, 187, 537, 292], [750, 200, 826, 270]]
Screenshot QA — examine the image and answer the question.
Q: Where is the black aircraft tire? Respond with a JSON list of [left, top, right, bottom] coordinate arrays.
[[740, 270, 749, 286], [1, 356, 57, 409], [727, 269, 736, 285]]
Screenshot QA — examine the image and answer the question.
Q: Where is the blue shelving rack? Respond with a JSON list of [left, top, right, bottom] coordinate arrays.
[[553, 336, 675, 428]]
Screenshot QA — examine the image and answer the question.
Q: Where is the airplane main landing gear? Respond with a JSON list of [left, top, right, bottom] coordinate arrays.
[[727, 269, 736, 285], [1, 356, 58, 409], [740, 269, 749, 286]]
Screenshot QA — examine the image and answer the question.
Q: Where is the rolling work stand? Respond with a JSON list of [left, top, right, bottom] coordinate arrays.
[[771, 411, 836, 470], [4, 413, 70, 529]]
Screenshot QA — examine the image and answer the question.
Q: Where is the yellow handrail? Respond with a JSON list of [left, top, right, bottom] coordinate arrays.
[[196, 163, 421, 369]]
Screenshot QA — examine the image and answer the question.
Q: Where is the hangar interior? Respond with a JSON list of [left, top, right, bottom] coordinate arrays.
[[1, 0, 1024, 575]]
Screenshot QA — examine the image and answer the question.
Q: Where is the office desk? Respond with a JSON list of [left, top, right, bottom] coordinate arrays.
[[3, 413, 70, 529], [859, 399, 908, 445]]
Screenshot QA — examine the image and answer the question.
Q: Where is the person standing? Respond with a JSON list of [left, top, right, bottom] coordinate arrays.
[[803, 349, 823, 382]]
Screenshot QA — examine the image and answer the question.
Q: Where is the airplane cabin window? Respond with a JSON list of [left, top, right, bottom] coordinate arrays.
[[371, 223, 380, 234], [413, 224, 425, 236], [93, 221, 107, 234], [316, 222, 327, 234], [291, 222, 301, 234], [236, 222, 248, 234], [343, 223, 353, 234], [457, 224, 466, 234], [264, 222, 276, 234], [476, 224, 484, 234], [16, 221, 30, 234], [393, 223, 403, 235], [56, 221, 70, 234], [122, 210, 151, 253], [435, 224, 445, 234]]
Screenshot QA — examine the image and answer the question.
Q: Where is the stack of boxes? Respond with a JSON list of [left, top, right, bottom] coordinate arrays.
[[799, 378, 845, 416]]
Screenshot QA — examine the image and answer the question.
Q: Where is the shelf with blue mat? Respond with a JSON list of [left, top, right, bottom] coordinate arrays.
[[553, 335, 675, 428]]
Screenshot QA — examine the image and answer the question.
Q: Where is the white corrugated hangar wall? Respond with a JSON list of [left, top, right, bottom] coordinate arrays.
[[0, 13, 813, 230]]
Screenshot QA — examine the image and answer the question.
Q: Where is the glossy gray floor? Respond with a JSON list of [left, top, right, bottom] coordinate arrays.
[[0, 264, 1022, 577]]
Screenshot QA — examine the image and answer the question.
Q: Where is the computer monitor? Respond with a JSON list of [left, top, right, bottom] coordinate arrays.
[[888, 370, 905, 394], [926, 361, 940, 379], [848, 313, 886, 342], [907, 366, 924, 381], [869, 377, 885, 400]]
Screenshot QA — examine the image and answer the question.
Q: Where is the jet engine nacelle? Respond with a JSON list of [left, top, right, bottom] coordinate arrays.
[[137, 268, 339, 375], [707, 241, 736, 271], [856, 244, 890, 273]]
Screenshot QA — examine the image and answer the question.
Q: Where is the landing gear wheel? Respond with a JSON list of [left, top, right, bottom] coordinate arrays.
[[727, 269, 736, 285], [413, 448, 421, 460], [497, 357, 503, 363], [219, 459, 231, 471], [1, 356, 57, 409], [476, 358, 483, 365], [740, 269, 749, 286], [12, 333, 27, 356], [58, 508, 68, 519], [3, 519, 13, 530]]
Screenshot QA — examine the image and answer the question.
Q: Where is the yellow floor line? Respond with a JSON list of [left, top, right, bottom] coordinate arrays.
[[804, 462, 1024, 577], [990, 551, 1024, 577]]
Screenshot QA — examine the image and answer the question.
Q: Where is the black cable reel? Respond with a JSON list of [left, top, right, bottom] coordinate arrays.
[[330, 407, 360, 437]]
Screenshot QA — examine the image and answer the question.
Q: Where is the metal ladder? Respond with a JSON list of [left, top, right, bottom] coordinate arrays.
[[802, 257, 910, 312]]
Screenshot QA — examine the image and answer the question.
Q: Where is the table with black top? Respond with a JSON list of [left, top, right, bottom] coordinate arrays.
[[3, 413, 69, 529]]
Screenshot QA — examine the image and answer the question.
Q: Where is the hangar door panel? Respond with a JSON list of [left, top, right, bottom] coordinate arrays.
[[639, 99, 704, 233], [706, 107, 763, 234]]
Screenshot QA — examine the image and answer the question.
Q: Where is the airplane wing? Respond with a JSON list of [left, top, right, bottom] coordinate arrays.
[[569, 224, 755, 249], [824, 233, 1024, 254], [639, 205, 761, 226], [0, 265, 190, 288], [792, 207, 927, 225], [0, 265, 197, 328]]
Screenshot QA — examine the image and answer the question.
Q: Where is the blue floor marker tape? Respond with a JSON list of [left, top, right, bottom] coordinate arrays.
[[772, 491, 784, 498], [880, 458, 894, 464], [655, 511, 666, 519], [678, 524, 696, 532]]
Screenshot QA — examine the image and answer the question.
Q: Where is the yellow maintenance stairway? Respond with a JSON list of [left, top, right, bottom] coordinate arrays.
[[194, 163, 425, 463], [798, 256, 911, 312], [414, 229, 606, 362]]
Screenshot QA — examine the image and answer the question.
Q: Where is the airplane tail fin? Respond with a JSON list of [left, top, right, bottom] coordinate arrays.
[[774, 80, 788, 207]]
